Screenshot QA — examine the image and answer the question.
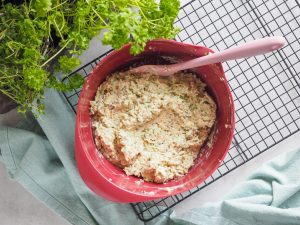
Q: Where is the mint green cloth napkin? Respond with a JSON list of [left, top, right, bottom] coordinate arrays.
[[1, 88, 300, 225], [171, 146, 300, 225]]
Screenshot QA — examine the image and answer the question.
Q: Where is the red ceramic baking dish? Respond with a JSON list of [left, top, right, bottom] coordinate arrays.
[[75, 39, 235, 203]]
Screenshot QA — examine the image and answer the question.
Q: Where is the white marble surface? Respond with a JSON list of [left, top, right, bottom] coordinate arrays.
[[1, 1, 300, 224]]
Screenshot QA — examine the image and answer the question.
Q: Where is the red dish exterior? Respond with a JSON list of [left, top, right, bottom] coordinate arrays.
[[75, 40, 235, 203]]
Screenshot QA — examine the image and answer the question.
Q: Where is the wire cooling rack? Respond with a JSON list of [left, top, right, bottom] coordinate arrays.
[[62, 0, 300, 222]]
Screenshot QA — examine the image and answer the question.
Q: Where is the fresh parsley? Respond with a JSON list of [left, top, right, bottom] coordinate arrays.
[[0, 0, 180, 114]]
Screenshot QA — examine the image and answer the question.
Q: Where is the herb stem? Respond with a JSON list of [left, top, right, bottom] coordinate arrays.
[[91, 8, 107, 25], [0, 74, 19, 79], [50, 0, 69, 10], [0, 89, 20, 105], [53, 19, 65, 40], [40, 40, 70, 67]]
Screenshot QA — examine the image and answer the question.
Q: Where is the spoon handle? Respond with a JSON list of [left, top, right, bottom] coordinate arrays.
[[172, 36, 286, 71]]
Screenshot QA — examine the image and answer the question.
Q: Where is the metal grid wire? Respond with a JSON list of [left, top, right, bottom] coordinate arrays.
[[62, 0, 300, 222]]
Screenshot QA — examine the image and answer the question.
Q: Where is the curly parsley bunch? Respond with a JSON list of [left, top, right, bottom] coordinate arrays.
[[0, 0, 180, 114]]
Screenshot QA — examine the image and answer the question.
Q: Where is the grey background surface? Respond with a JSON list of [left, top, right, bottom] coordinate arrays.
[[1, 0, 300, 224]]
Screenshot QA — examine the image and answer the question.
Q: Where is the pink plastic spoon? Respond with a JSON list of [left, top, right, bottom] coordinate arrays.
[[129, 36, 286, 76]]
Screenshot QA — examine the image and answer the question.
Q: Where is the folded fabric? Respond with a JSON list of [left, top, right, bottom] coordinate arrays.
[[170, 147, 300, 225], [1, 88, 300, 225], [0, 89, 165, 225]]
